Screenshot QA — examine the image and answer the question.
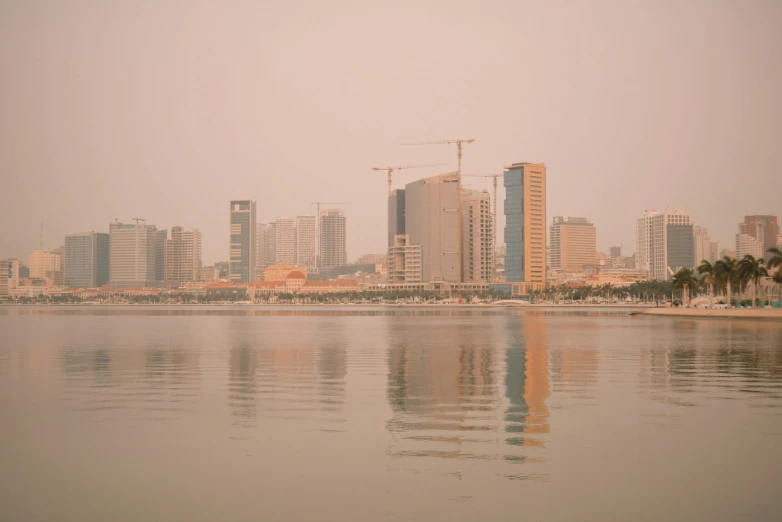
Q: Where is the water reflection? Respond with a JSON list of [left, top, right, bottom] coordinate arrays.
[[504, 317, 550, 448]]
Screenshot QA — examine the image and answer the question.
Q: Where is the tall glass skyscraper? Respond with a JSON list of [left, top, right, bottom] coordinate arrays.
[[503, 163, 547, 294], [64, 231, 109, 288], [229, 200, 256, 282]]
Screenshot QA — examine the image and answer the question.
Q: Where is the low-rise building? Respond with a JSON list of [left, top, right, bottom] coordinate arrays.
[[264, 262, 308, 282]]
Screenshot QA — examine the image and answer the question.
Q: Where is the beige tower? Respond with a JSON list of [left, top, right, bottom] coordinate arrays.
[[550, 216, 596, 272], [503, 163, 546, 294]]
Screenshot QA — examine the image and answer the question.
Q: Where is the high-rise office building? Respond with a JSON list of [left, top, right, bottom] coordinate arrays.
[[461, 189, 494, 282], [693, 226, 711, 265], [405, 173, 458, 282], [28, 249, 61, 279], [64, 232, 110, 288], [264, 222, 276, 271], [319, 209, 347, 270], [635, 208, 693, 280], [109, 221, 166, 286], [275, 217, 296, 264], [388, 189, 406, 247], [503, 163, 546, 293], [736, 230, 764, 259], [295, 214, 317, 272], [229, 200, 256, 283], [709, 241, 720, 263], [609, 246, 622, 258], [164, 226, 202, 283], [0, 258, 21, 295], [549, 216, 596, 273], [741, 215, 779, 254], [255, 223, 268, 278], [387, 234, 423, 283], [0, 259, 8, 296]]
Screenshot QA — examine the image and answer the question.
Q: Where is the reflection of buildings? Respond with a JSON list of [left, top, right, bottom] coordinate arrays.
[[504, 317, 550, 447], [386, 318, 501, 458], [229, 344, 258, 422]]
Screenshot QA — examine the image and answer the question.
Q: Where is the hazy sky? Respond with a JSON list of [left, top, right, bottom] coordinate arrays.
[[2, 0, 780, 264]]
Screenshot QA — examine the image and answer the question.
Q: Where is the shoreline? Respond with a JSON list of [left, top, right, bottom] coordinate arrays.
[[639, 307, 782, 321]]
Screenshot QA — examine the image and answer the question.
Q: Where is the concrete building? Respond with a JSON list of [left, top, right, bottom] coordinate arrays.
[[503, 163, 547, 294], [387, 234, 423, 283], [709, 241, 720, 263], [164, 227, 202, 283], [0, 258, 22, 296], [264, 222, 276, 271], [255, 223, 268, 277], [64, 232, 110, 288], [388, 189, 406, 247], [404, 172, 458, 282], [0, 259, 8, 296], [275, 216, 296, 264], [28, 249, 61, 279], [461, 189, 494, 283], [296, 214, 317, 272], [742, 215, 779, 254], [609, 246, 621, 258], [320, 209, 347, 270], [229, 200, 256, 283], [635, 208, 693, 280], [109, 221, 166, 286], [693, 226, 711, 265], [549, 216, 596, 273], [736, 232, 764, 259], [264, 262, 308, 282]]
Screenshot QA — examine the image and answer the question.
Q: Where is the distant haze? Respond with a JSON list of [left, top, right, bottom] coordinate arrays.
[[1, 0, 780, 263]]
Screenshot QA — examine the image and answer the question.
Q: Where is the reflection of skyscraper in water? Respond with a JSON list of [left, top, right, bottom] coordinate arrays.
[[548, 332, 598, 395], [316, 321, 347, 411], [504, 317, 550, 447], [385, 317, 500, 459], [229, 344, 258, 424]]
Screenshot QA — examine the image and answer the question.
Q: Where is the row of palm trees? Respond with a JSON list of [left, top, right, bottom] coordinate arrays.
[[685, 247, 782, 307]]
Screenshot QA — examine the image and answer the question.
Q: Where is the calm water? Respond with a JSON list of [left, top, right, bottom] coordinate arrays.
[[1, 306, 781, 521]]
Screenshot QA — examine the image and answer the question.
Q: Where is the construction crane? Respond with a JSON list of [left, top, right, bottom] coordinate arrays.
[[309, 202, 350, 271], [401, 138, 476, 283], [371, 163, 447, 194], [464, 173, 501, 281], [132, 218, 147, 225]]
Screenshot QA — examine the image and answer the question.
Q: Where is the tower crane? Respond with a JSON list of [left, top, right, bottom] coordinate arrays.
[[463, 173, 501, 282], [371, 163, 447, 194], [309, 202, 350, 271], [401, 138, 476, 283], [132, 218, 147, 225]]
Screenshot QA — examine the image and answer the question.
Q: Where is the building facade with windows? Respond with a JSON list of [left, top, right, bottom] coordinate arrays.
[[549, 216, 596, 273], [275, 217, 296, 264], [296, 214, 317, 272], [165, 226, 202, 283], [229, 200, 256, 283], [110, 221, 166, 286], [503, 163, 546, 293], [320, 209, 347, 270], [64, 232, 110, 288], [461, 189, 494, 283]]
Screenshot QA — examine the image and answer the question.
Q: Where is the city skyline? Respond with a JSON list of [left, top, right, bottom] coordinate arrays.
[[1, 2, 780, 263]]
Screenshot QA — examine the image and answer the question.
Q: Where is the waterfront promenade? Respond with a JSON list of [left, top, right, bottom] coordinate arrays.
[[640, 307, 782, 320]]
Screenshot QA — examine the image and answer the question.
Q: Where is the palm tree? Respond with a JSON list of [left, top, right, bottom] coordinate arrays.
[[773, 269, 782, 304], [767, 247, 782, 272], [671, 268, 699, 306], [715, 256, 739, 305], [697, 260, 717, 301], [738, 255, 768, 308]]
